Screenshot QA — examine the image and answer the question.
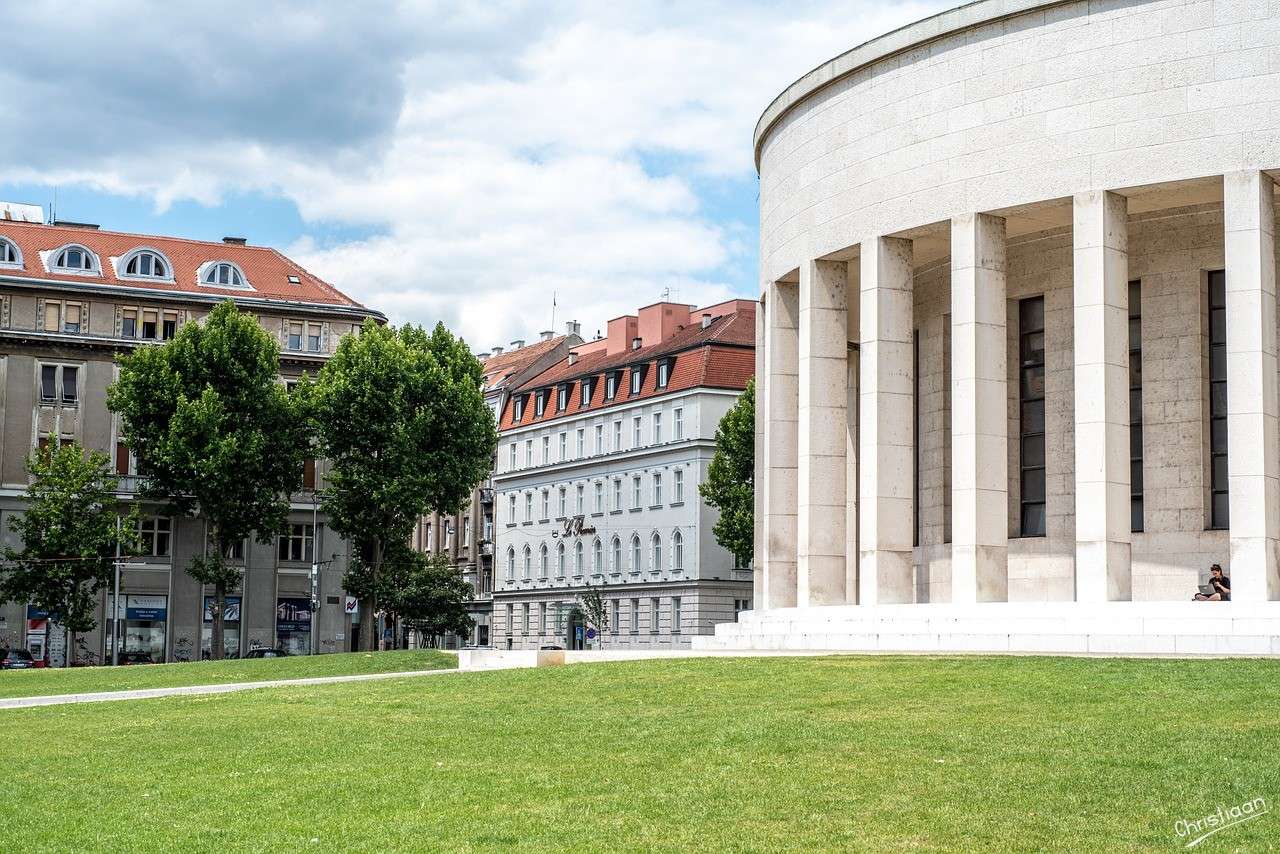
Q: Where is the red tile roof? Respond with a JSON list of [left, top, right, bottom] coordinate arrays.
[[482, 335, 572, 390], [0, 219, 367, 310], [497, 307, 754, 432]]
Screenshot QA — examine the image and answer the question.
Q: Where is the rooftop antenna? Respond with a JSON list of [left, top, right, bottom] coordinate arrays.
[[51, 186, 58, 224], [660, 286, 670, 302], [551, 291, 557, 331]]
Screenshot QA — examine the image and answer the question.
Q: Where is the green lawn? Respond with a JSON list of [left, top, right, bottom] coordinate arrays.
[[0, 649, 456, 699], [2, 655, 1277, 851]]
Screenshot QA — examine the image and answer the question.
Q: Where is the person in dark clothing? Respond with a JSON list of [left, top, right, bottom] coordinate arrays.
[[1194, 564, 1231, 601]]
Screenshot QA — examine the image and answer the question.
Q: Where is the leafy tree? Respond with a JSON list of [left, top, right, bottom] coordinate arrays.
[[370, 543, 474, 647], [107, 301, 310, 659], [1, 439, 139, 665], [312, 320, 495, 650], [577, 583, 608, 647], [701, 379, 754, 567]]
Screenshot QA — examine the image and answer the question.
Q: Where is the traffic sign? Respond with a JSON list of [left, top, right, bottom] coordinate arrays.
[[344, 596, 358, 614], [586, 627, 597, 640]]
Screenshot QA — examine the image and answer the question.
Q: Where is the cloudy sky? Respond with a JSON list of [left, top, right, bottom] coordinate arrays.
[[0, 0, 947, 351]]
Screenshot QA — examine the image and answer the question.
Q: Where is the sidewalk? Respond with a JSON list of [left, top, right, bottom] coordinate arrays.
[[0, 667, 459, 710]]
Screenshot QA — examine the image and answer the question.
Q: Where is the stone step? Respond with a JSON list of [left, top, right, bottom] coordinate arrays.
[[692, 631, 1280, 656]]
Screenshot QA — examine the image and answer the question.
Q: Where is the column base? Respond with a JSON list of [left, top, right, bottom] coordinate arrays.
[[798, 554, 847, 606], [951, 545, 1009, 603], [859, 549, 914, 605], [1228, 535, 1280, 602], [1075, 540, 1132, 602]]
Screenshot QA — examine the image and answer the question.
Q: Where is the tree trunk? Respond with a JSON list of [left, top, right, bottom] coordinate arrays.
[[212, 582, 226, 661], [68, 629, 77, 666], [359, 537, 381, 651]]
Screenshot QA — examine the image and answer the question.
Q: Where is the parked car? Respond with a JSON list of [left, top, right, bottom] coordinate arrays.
[[539, 644, 564, 651], [242, 648, 291, 659], [116, 651, 155, 666], [0, 648, 35, 669]]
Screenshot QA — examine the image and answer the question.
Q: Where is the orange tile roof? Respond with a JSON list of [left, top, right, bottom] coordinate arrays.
[[482, 335, 574, 391], [497, 308, 754, 432], [0, 219, 368, 311]]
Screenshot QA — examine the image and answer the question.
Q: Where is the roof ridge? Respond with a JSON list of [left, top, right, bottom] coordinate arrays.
[[0, 218, 290, 253]]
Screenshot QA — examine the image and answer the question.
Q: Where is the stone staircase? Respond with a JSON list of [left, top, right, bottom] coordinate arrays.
[[693, 601, 1280, 657]]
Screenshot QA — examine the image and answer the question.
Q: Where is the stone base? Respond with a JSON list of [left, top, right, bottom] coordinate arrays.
[[692, 601, 1280, 657]]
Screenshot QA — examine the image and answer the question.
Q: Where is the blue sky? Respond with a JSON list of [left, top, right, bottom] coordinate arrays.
[[0, 1, 946, 347]]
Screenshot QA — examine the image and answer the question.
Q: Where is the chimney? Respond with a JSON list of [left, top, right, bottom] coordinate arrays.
[[566, 320, 581, 336], [701, 313, 713, 329], [540, 330, 554, 342], [477, 352, 489, 362], [222, 236, 247, 245], [568, 351, 578, 366], [52, 220, 99, 230], [491, 345, 504, 356], [631, 337, 642, 350], [606, 316, 639, 355], [510, 339, 524, 350]]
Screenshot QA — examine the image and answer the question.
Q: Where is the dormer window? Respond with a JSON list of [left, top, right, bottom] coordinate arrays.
[[657, 357, 673, 388], [605, 371, 620, 400], [198, 261, 251, 290], [629, 365, 646, 395], [557, 384, 569, 412], [581, 377, 594, 407], [535, 390, 546, 417], [121, 249, 171, 280], [513, 396, 525, 422], [0, 236, 21, 268], [50, 244, 99, 274]]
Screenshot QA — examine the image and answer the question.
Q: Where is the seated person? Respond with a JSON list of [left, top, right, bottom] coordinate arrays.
[[1193, 564, 1231, 601]]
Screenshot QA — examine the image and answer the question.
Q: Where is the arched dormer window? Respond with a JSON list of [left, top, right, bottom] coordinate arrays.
[[197, 260, 251, 290], [0, 236, 22, 268], [49, 244, 99, 274], [120, 248, 172, 281]]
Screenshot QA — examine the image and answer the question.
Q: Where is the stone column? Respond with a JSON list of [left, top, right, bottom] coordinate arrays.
[[1225, 170, 1280, 601], [1073, 190, 1131, 602], [798, 259, 850, 606], [858, 236, 915, 605], [762, 280, 799, 609], [753, 298, 765, 607], [951, 213, 1009, 603]]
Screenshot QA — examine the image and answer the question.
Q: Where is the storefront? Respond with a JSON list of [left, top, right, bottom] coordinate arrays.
[[202, 595, 242, 659], [108, 595, 168, 662], [275, 597, 313, 654]]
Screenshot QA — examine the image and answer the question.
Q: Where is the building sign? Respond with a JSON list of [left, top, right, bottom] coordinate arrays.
[[126, 595, 167, 621], [276, 597, 313, 633], [555, 515, 596, 538], [344, 596, 358, 615], [203, 596, 242, 623]]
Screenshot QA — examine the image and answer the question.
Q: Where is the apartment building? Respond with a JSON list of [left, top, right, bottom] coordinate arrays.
[[0, 205, 382, 664], [412, 325, 582, 647], [491, 300, 755, 650]]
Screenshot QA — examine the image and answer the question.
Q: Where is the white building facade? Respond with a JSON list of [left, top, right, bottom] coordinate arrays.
[[702, 0, 1280, 655], [492, 301, 755, 649]]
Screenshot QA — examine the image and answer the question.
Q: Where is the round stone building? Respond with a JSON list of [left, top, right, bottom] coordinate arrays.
[[698, 0, 1280, 654]]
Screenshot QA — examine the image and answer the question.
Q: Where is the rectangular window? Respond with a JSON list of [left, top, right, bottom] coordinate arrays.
[[1129, 280, 1144, 533], [277, 523, 314, 562], [576, 428, 584, 458], [121, 308, 138, 338], [506, 604, 514, 636], [612, 478, 622, 511], [535, 391, 546, 417], [287, 321, 303, 351], [43, 300, 61, 332], [514, 397, 525, 421], [557, 385, 568, 411], [633, 416, 642, 447], [137, 516, 172, 557], [1209, 270, 1229, 529], [594, 481, 604, 513], [575, 484, 584, 514], [39, 364, 57, 402], [674, 469, 684, 503], [657, 359, 670, 388], [594, 424, 603, 454], [612, 420, 622, 450], [162, 310, 179, 341], [606, 373, 617, 399], [674, 407, 684, 439], [632, 475, 642, 509], [610, 599, 619, 634], [508, 493, 516, 523], [913, 331, 920, 548], [653, 412, 663, 444], [39, 364, 78, 404], [509, 443, 517, 469], [463, 518, 472, 546], [558, 432, 567, 460], [1019, 297, 1047, 537], [541, 489, 550, 520], [541, 436, 549, 463], [63, 302, 81, 334], [558, 487, 566, 518], [525, 440, 533, 466], [650, 598, 660, 634], [142, 309, 158, 339], [522, 603, 530, 635], [653, 472, 663, 504], [306, 322, 321, 352], [581, 378, 593, 407], [672, 597, 682, 633], [525, 492, 533, 521], [630, 598, 639, 635], [630, 368, 642, 394]]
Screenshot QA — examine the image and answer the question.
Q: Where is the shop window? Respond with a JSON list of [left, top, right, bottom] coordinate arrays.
[[202, 595, 241, 659], [276, 597, 313, 655]]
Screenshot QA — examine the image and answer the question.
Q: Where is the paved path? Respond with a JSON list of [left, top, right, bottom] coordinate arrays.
[[0, 667, 459, 710]]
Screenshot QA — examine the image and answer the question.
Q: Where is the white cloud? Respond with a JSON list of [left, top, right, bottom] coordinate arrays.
[[1, 0, 949, 345]]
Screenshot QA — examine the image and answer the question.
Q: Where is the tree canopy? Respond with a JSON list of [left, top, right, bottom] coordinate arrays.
[[1, 440, 139, 663], [371, 543, 474, 645], [107, 300, 310, 658], [700, 379, 754, 567], [312, 320, 496, 649]]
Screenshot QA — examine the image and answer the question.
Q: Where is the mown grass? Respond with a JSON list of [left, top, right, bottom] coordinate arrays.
[[0, 649, 456, 699], [2, 655, 1277, 851]]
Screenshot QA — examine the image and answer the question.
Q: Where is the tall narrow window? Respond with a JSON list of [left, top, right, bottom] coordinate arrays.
[[913, 331, 920, 548], [1129, 280, 1144, 533], [1208, 270, 1229, 529], [1019, 296, 1047, 536]]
